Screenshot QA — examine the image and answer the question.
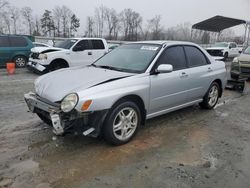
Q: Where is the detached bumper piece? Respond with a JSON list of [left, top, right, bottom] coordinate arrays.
[[226, 79, 247, 93], [27, 61, 47, 74], [24, 92, 109, 137]]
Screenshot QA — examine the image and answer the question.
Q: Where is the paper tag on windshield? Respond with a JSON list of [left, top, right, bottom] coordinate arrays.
[[141, 46, 158, 51]]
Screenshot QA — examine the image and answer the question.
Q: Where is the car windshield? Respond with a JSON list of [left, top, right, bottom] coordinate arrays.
[[93, 44, 161, 73], [55, 39, 77, 49], [213, 42, 228, 48], [244, 46, 250, 54]]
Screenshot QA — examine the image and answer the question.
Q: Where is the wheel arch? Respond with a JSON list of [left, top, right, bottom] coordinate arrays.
[[111, 94, 147, 125], [212, 79, 223, 97], [50, 58, 69, 68]]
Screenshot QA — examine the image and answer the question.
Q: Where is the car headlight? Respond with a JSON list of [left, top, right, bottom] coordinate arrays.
[[61, 93, 79, 113], [38, 54, 48, 60], [232, 57, 239, 63]]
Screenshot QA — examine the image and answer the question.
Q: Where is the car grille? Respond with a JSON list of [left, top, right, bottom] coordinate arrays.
[[206, 50, 223, 57], [240, 61, 250, 65], [30, 53, 40, 59], [241, 67, 250, 74]]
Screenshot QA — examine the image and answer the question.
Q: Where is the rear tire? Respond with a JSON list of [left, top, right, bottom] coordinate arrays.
[[200, 82, 220, 109], [14, 56, 27, 68], [224, 52, 228, 60], [103, 101, 141, 145]]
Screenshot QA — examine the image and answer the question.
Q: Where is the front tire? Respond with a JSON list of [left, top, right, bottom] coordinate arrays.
[[103, 101, 141, 145], [200, 82, 220, 109]]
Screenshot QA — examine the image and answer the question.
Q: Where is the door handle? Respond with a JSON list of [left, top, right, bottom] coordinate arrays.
[[208, 67, 213, 72], [180, 72, 188, 78], [88, 52, 92, 55]]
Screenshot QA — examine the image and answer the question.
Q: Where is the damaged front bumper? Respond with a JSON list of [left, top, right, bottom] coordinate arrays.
[[27, 61, 48, 73], [24, 92, 109, 137]]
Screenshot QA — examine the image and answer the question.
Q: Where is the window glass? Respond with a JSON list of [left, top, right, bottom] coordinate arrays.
[[76, 40, 91, 50], [0, 36, 10, 47], [185, 46, 208, 67], [91, 40, 105, 49], [157, 46, 187, 70], [94, 44, 160, 73], [9, 36, 28, 47], [230, 43, 237, 48], [55, 39, 77, 49]]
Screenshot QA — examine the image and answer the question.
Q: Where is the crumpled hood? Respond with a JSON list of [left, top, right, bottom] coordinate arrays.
[[31, 47, 65, 53], [206, 47, 226, 51], [35, 66, 134, 102]]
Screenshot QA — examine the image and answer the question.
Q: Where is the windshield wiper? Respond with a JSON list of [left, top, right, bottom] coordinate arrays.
[[95, 65, 117, 70]]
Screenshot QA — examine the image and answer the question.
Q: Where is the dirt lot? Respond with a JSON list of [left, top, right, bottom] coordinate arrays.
[[0, 66, 250, 188]]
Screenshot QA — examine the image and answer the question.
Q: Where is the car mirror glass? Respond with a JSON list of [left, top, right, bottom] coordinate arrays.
[[73, 46, 84, 52], [156, 64, 173, 74]]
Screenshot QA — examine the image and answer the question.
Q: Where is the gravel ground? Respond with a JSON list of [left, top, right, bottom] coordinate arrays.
[[0, 66, 250, 188]]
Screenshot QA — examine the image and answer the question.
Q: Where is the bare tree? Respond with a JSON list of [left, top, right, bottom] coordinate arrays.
[[120, 9, 142, 41], [21, 6, 33, 35], [0, 0, 8, 10], [104, 7, 120, 40], [61, 5, 72, 37], [94, 5, 105, 37], [147, 15, 163, 40], [2, 12, 11, 34], [34, 16, 41, 36], [53, 6, 63, 37], [9, 6, 20, 34], [85, 16, 94, 37]]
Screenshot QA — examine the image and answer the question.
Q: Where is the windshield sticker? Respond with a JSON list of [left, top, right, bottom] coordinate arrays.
[[71, 40, 77, 43], [141, 46, 158, 51]]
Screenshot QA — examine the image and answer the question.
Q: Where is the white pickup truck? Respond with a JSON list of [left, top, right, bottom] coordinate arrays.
[[27, 38, 108, 73], [206, 42, 242, 60]]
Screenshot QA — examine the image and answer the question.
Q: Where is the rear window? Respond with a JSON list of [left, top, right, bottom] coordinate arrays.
[[91, 40, 105, 49], [9, 36, 28, 47], [0, 36, 10, 47], [184, 46, 208, 67]]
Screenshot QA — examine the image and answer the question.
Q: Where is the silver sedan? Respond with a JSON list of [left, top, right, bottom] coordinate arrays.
[[24, 41, 227, 145]]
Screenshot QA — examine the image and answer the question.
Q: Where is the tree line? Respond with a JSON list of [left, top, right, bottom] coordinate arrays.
[[0, 0, 80, 37], [0, 0, 240, 43]]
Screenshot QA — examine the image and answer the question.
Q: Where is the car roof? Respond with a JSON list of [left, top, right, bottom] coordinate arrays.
[[71, 38, 105, 40], [128, 40, 198, 46]]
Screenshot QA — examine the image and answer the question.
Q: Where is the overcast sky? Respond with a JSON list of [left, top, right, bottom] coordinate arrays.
[[7, 0, 250, 35]]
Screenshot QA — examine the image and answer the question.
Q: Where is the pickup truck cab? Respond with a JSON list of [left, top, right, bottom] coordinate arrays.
[[27, 38, 108, 73], [206, 42, 241, 60]]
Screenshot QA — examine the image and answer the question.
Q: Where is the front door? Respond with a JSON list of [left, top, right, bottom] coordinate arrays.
[[71, 40, 93, 67], [149, 46, 191, 115]]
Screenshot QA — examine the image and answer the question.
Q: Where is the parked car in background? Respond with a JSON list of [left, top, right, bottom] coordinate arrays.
[[27, 38, 108, 73], [231, 45, 250, 79], [24, 41, 227, 145], [206, 42, 241, 60], [0, 35, 34, 67], [33, 42, 51, 48]]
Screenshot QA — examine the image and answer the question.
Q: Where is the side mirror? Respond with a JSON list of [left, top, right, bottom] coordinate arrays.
[[73, 46, 84, 52], [156, 64, 173, 74], [229, 46, 232, 49]]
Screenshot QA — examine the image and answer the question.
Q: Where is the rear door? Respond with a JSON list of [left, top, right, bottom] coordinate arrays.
[[90, 39, 107, 61], [149, 46, 191, 114], [0, 36, 11, 66], [183, 45, 212, 101], [9, 36, 29, 58]]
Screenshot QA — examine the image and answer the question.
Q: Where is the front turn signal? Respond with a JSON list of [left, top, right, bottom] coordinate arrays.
[[81, 100, 92, 111]]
